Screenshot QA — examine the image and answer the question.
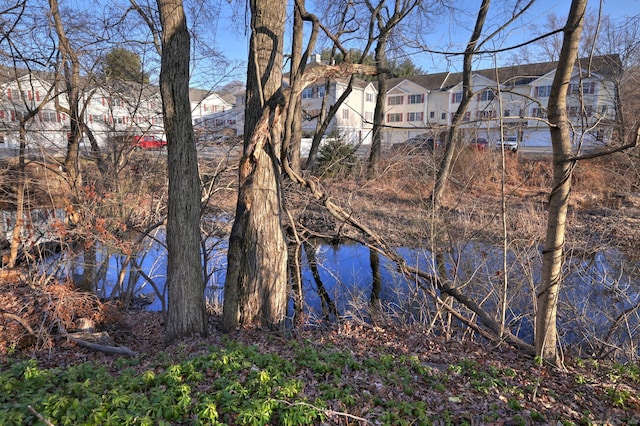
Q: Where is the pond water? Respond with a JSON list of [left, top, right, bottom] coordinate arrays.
[[42, 230, 640, 357]]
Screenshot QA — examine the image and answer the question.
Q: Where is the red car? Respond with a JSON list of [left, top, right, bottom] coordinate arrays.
[[469, 137, 488, 150], [132, 135, 167, 150]]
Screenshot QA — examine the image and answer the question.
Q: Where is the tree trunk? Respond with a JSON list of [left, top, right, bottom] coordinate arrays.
[[157, 0, 208, 344], [431, 0, 490, 206], [535, 0, 587, 363], [283, 3, 304, 173], [222, 0, 288, 331], [49, 0, 82, 189], [367, 37, 388, 179]]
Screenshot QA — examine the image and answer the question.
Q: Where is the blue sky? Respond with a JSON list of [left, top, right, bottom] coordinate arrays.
[[211, 0, 640, 80]]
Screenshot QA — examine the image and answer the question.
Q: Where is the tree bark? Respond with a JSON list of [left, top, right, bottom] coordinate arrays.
[[157, 0, 208, 343], [368, 36, 388, 179], [535, 0, 587, 363], [222, 0, 288, 331]]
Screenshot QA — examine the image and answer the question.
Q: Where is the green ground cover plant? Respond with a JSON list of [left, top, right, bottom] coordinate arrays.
[[2, 331, 639, 425]]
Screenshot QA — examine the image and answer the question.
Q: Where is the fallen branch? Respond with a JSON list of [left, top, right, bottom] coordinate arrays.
[[57, 320, 138, 357], [65, 334, 138, 357], [0, 311, 36, 336]]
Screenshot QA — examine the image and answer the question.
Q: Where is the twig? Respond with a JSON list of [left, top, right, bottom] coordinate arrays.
[[28, 405, 55, 426], [276, 400, 373, 425]]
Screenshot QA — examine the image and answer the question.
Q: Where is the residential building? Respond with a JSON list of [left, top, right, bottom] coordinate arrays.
[[0, 67, 234, 152], [382, 55, 621, 149], [298, 56, 377, 146]]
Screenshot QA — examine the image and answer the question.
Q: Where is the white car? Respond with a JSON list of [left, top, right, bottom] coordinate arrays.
[[496, 136, 518, 152]]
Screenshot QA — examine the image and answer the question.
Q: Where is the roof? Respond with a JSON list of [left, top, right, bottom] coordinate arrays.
[[384, 54, 622, 92]]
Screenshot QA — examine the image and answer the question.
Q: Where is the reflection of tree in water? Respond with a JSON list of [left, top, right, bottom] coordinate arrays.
[[369, 247, 381, 306], [303, 241, 338, 319]]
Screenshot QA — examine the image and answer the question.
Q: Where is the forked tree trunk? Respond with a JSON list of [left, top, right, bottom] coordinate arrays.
[[535, 0, 587, 363], [157, 0, 208, 343], [222, 0, 288, 331]]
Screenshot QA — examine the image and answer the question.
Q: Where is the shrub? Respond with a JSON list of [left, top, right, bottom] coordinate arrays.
[[315, 136, 357, 178]]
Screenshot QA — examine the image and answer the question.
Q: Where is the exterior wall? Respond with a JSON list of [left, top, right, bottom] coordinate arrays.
[[386, 69, 619, 150], [382, 81, 430, 147], [299, 80, 376, 146]]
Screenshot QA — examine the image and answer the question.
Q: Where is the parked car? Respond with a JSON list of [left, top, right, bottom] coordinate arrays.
[[392, 136, 439, 154], [495, 135, 518, 152], [132, 135, 167, 150], [469, 137, 488, 150]]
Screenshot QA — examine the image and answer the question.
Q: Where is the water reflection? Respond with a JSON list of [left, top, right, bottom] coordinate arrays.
[[46, 233, 640, 357]]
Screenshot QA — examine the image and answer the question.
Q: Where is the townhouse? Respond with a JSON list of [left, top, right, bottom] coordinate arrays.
[[296, 55, 378, 146], [0, 67, 234, 152], [382, 55, 621, 149], [0, 54, 620, 155]]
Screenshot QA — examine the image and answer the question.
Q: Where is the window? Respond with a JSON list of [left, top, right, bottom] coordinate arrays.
[[408, 94, 424, 104], [441, 112, 446, 120], [6, 88, 11, 100], [365, 111, 373, 122], [0, 110, 4, 119], [0, 134, 4, 144], [90, 114, 104, 123], [478, 110, 496, 119], [39, 110, 58, 122], [366, 92, 375, 102], [585, 105, 594, 117], [10, 110, 23, 122], [302, 86, 325, 99], [463, 112, 471, 122], [407, 112, 423, 122], [387, 95, 403, 105], [451, 92, 462, 103], [504, 109, 511, 117], [429, 111, 435, 119], [215, 119, 225, 126], [387, 113, 402, 122], [568, 106, 579, 117], [227, 119, 237, 125], [477, 90, 494, 102], [570, 82, 581, 95], [535, 85, 552, 97], [532, 107, 547, 119], [596, 129, 605, 142], [582, 82, 596, 95]]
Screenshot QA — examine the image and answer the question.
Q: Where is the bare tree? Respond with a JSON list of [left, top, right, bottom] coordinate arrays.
[[430, 0, 490, 206], [156, 0, 208, 343], [49, 0, 83, 189], [536, 0, 587, 364], [365, 0, 421, 179]]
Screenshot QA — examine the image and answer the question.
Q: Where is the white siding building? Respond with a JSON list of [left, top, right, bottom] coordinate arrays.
[[382, 55, 620, 150]]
